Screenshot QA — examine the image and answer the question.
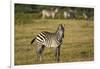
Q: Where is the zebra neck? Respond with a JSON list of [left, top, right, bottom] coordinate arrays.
[[55, 31, 62, 42]]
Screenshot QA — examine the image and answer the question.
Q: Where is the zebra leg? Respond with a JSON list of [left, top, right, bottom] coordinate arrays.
[[36, 45, 45, 62], [55, 46, 60, 62], [57, 47, 60, 62]]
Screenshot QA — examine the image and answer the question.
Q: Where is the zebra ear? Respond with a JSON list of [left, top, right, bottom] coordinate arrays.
[[61, 24, 65, 28], [58, 24, 64, 29]]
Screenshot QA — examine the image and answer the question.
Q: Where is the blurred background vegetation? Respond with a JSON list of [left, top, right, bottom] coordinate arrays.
[[15, 3, 94, 20]]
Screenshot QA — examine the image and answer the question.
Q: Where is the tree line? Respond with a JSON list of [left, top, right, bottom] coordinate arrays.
[[15, 3, 94, 19]]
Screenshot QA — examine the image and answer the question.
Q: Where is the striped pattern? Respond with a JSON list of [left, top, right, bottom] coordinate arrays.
[[33, 24, 64, 48], [36, 32, 57, 47]]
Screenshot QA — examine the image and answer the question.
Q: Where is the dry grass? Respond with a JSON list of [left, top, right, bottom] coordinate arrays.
[[15, 19, 94, 65]]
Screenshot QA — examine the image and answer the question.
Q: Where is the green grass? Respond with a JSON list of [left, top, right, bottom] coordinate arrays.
[[15, 18, 94, 65]]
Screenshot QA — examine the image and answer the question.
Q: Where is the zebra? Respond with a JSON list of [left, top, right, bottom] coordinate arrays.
[[42, 8, 58, 19], [64, 11, 71, 19], [82, 13, 89, 26], [31, 24, 64, 62], [63, 9, 76, 19], [83, 13, 88, 19]]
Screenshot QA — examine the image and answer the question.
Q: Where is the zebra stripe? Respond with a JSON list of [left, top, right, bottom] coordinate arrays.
[[38, 33, 45, 41], [36, 35, 43, 42]]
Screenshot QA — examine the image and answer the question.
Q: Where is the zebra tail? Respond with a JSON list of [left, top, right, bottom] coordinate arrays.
[[31, 37, 36, 44]]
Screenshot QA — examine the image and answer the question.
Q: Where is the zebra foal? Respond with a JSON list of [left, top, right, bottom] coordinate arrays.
[[31, 24, 64, 62]]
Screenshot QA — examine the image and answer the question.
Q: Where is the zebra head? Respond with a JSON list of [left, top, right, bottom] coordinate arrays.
[[56, 24, 64, 41]]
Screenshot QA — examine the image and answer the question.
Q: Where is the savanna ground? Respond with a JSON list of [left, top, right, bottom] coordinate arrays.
[[15, 14, 94, 65]]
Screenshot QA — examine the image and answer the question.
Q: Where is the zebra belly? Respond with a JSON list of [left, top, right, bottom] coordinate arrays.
[[51, 40, 58, 47], [44, 39, 58, 48]]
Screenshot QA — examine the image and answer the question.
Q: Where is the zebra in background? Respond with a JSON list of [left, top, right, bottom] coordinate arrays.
[[63, 9, 76, 19], [82, 12, 89, 26], [64, 11, 71, 19], [83, 13, 88, 20], [31, 24, 64, 62], [42, 8, 58, 19]]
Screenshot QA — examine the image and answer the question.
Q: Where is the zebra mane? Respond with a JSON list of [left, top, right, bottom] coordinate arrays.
[[56, 24, 64, 39]]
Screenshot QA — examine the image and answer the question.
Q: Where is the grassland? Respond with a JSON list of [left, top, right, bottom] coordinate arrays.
[[15, 16, 94, 65]]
